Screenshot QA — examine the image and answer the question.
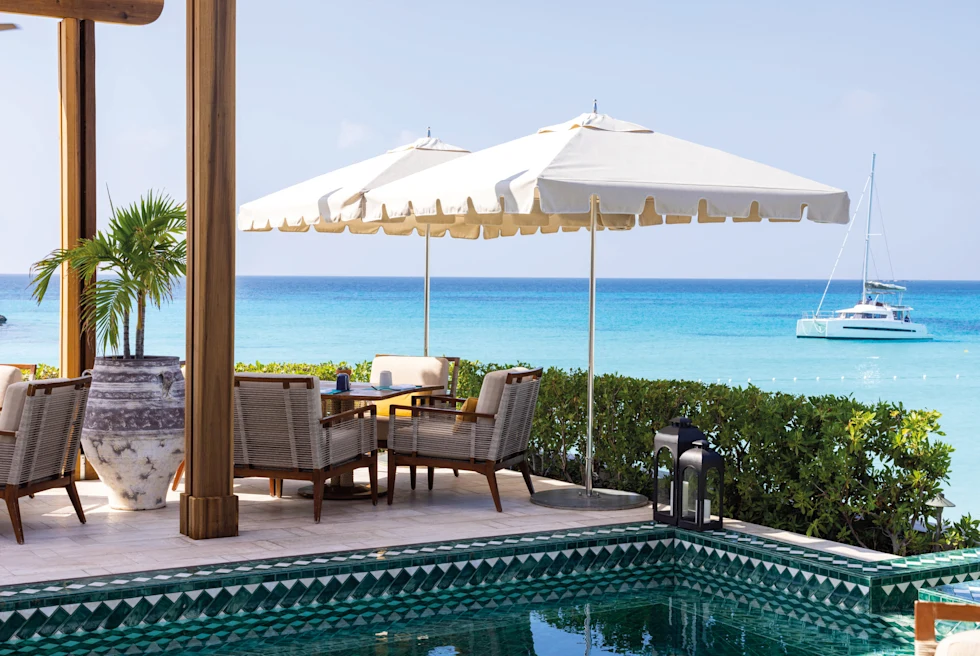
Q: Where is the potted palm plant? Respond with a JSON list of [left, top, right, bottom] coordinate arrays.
[[31, 191, 186, 510]]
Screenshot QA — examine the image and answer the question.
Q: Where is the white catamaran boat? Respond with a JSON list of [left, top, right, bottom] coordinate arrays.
[[797, 155, 931, 341]]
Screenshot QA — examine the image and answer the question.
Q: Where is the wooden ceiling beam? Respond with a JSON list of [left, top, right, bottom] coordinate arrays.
[[0, 0, 163, 25]]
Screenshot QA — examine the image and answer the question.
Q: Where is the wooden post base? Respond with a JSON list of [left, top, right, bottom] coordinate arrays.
[[179, 493, 239, 539]]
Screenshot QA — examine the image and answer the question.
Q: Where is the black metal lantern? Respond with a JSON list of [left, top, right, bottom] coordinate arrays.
[[652, 417, 706, 525], [676, 440, 724, 531]]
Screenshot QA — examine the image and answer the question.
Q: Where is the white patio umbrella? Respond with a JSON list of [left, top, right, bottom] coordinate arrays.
[[360, 109, 851, 510], [238, 133, 469, 354]]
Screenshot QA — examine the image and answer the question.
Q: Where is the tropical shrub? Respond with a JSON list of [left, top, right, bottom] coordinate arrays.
[[941, 514, 980, 551]]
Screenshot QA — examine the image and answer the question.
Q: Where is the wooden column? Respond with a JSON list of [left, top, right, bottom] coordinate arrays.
[[179, 0, 239, 539], [58, 18, 97, 378]]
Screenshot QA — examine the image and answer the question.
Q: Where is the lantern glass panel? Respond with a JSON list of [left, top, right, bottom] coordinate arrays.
[[681, 467, 698, 521], [705, 467, 722, 523], [656, 447, 673, 515]]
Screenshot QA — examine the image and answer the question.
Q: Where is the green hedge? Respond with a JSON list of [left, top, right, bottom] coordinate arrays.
[[236, 359, 974, 556], [38, 359, 974, 555]]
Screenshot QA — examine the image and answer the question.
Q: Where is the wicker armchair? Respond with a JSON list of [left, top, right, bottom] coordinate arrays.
[[233, 373, 378, 522], [370, 354, 461, 489], [0, 376, 91, 544], [386, 367, 542, 512]]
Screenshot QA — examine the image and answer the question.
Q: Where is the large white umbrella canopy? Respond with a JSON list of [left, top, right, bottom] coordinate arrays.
[[361, 112, 849, 235], [362, 111, 850, 510]]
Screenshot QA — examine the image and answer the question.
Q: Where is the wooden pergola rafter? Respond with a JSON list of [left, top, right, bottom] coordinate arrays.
[[2, 0, 239, 539]]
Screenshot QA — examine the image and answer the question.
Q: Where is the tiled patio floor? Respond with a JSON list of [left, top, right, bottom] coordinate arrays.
[[0, 454, 894, 586]]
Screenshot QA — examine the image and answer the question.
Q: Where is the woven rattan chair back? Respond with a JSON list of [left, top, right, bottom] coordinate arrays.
[[4, 378, 90, 486], [487, 371, 541, 461], [233, 375, 323, 471]]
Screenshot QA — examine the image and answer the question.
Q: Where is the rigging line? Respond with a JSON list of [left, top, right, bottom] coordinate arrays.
[[869, 247, 880, 283], [873, 183, 897, 281], [816, 175, 871, 315]]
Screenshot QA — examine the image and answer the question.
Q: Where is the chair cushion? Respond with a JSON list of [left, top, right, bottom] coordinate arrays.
[[0, 366, 23, 412], [390, 419, 488, 461], [938, 631, 980, 656], [370, 356, 449, 389], [0, 381, 28, 434], [475, 367, 530, 417]]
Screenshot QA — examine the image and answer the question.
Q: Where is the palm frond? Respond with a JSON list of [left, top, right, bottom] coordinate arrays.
[[81, 277, 138, 355], [30, 189, 186, 359]]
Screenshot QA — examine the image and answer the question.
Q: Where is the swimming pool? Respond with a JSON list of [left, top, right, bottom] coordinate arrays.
[[1, 522, 977, 655]]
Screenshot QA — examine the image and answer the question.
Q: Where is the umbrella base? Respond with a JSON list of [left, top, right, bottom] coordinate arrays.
[[529, 487, 649, 511]]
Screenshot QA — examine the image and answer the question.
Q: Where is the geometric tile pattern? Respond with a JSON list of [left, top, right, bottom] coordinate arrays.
[[874, 561, 980, 613], [673, 537, 873, 613], [0, 526, 675, 642], [1, 520, 978, 649], [0, 564, 915, 656], [700, 531, 980, 613]]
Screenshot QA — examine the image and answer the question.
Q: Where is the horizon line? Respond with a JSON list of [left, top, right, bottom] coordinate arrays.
[[2, 272, 979, 283]]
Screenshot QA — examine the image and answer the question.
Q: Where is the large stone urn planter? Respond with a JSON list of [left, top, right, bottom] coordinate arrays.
[[81, 356, 185, 510]]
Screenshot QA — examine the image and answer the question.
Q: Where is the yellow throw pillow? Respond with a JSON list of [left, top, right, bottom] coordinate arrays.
[[373, 393, 416, 419], [455, 397, 479, 424]]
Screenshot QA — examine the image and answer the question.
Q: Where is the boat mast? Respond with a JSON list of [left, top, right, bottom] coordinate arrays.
[[861, 153, 876, 302]]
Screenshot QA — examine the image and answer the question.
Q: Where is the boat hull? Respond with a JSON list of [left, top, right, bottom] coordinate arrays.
[[796, 318, 931, 340]]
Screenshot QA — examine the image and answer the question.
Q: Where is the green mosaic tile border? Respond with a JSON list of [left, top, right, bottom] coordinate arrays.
[[0, 526, 677, 642], [0, 564, 676, 655], [672, 536, 873, 612], [0, 523, 672, 605], [1, 519, 978, 643], [0, 564, 916, 656], [872, 562, 980, 613]]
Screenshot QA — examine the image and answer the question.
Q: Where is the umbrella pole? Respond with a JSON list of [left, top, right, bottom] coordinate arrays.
[[586, 195, 597, 497], [528, 195, 648, 511], [424, 224, 430, 356]]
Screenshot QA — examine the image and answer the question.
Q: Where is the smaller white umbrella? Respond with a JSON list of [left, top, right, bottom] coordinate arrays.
[[239, 134, 468, 232], [238, 134, 469, 353]]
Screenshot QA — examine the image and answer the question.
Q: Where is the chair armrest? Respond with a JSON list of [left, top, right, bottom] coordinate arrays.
[[320, 405, 376, 426], [0, 429, 16, 438], [412, 395, 467, 407], [915, 600, 980, 644], [389, 404, 495, 421]]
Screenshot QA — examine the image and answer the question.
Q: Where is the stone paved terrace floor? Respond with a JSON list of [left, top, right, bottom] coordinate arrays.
[[0, 454, 894, 585]]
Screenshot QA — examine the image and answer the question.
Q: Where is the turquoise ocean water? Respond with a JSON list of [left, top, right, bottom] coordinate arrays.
[[2, 274, 977, 517]]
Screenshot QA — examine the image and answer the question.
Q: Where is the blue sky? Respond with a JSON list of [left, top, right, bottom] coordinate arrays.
[[1, 1, 977, 280]]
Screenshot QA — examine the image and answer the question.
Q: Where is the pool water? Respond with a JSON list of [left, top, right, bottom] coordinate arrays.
[[8, 565, 914, 656]]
